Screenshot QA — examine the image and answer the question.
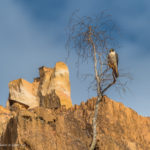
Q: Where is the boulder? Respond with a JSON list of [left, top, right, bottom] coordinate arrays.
[[8, 78, 39, 109]]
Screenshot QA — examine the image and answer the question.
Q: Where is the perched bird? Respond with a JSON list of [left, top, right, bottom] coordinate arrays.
[[107, 48, 119, 78]]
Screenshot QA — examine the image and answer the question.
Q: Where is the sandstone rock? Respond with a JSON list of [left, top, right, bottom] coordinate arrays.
[[10, 101, 29, 112], [50, 62, 72, 108], [0, 106, 13, 145], [0, 106, 10, 114], [40, 90, 61, 109], [1, 97, 150, 150], [95, 96, 150, 150], [7, 62, 72, 110], [8, 78, 39, 109], [38, 62, 72, 109]]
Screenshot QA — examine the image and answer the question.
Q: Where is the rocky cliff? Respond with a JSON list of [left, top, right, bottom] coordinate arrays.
[[0, 62, 150, 150], [0, 97, 150, 150]]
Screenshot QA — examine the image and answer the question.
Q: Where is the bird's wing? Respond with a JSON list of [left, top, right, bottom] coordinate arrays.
[[107, 53, 111, 63], [116, 53, 119, 65]]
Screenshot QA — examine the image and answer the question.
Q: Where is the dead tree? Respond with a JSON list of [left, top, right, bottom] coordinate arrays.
[[66, 12, 127, 150]]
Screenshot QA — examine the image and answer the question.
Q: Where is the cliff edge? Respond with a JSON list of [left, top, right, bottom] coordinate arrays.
[[0, 97, 150, 150], [0, 62, 150, 150]]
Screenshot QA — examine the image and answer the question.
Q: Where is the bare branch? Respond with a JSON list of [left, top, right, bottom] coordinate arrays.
[[102, 72, 116, 94]]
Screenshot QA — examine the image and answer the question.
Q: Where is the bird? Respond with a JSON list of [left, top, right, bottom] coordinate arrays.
[[107, 48, 119, 78]]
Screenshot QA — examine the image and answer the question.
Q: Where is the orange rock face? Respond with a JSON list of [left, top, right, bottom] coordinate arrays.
[[8, 79, 39, 108], [2, 62, 150, 149], [7, 62, 72, 109], [50, 62, 72, 108], [1, 97, 150, 150], [0, 106, 13, 143]]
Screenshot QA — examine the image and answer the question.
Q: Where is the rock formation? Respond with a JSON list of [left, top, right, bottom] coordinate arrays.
[[0, 62, 150, 150], [38, 62, 72, 109], [7, 62, 72, 109], [8, 78, 38, 109], [0, 97, 150, 150], [0, 106, 13, 145]]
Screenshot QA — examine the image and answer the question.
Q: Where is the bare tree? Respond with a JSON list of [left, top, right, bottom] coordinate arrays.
[[66, 11, 127, 150]]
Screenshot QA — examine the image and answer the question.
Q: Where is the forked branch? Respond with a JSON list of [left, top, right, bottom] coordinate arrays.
[[102, 72, 116, 94]]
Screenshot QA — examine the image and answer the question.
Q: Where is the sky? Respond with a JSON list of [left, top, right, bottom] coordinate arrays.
[[0, 0, 150, 116]]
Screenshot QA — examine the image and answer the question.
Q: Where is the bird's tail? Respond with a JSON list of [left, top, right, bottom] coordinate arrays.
[[113, 66, 119, 78]]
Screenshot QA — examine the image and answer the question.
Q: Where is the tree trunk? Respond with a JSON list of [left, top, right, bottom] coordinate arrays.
[[89, 42, 102, 150]]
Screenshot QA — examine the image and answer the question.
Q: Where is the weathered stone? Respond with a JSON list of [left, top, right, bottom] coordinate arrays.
[[7, 62, 72, 109], [2, 62, 150, 149], [38, 62, 72, 109], [1, 97, 150, 150], [40, 90, 61, 109], [10, 100, 29, 112], [0, 106, 13, 145], [8, 78, 39, 109]]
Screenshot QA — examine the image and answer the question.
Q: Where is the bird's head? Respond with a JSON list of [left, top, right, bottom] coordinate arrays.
[[109, 48, 115, 52]]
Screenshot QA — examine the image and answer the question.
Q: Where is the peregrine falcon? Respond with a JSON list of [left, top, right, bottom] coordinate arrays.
[[108, 49, 119, 78]]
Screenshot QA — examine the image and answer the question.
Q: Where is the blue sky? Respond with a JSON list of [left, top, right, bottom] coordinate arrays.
[[0, 0, 150, 116]]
